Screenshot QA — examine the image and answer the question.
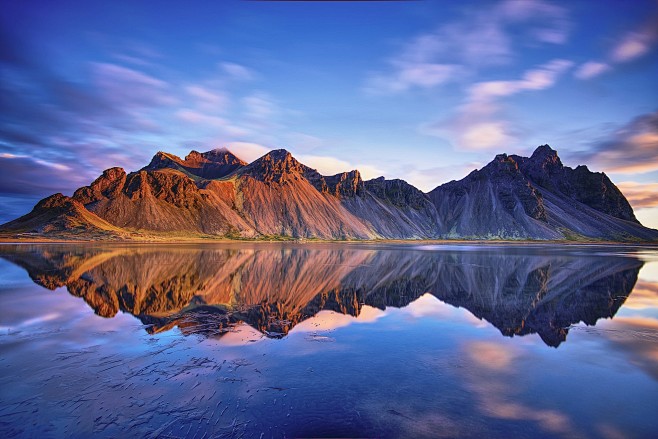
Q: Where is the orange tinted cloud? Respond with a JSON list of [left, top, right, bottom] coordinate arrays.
[[583, 111, 658, 175], [465, 340, 518, 370], [623, 280, 658, 310], [616, 182, 658, 209]]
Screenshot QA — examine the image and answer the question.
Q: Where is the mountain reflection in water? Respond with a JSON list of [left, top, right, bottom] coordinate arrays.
[[0, 244, 642, 347]]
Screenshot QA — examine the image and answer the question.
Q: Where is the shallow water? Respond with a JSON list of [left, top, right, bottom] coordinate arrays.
[[0, 243, 657, 438]]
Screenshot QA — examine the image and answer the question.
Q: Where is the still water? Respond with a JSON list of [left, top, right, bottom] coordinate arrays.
[[1, 243, 657, 438]]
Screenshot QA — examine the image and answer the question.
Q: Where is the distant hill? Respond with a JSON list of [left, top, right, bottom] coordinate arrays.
[[1, 145, 657, 241]]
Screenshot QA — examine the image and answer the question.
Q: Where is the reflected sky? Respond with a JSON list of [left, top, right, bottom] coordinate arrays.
[[1, 243, 657, 438], [0, 243, 650, 347]]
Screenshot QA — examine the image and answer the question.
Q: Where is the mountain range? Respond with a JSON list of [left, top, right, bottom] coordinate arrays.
[[1, 144, 656, 241]]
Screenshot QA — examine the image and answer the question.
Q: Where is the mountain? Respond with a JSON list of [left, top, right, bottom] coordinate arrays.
[[428, 145, 658, 241], [1, 145, 657, 241], [0, 193, 127, 240], [142, 148, 247, 179], [0, 244, 642, 346]]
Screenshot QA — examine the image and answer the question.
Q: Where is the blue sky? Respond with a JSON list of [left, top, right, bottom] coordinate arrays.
[[1, 0, 657, 227]]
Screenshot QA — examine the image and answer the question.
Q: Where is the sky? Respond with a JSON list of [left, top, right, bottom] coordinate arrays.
[[1, 0, 657, 227]]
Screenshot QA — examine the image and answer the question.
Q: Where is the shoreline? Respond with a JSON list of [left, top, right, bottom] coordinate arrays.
[[1, 237, 657, 247]]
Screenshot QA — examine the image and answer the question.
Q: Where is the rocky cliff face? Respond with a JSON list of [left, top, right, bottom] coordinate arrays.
[[513, 145, 637, 223], [220, 148, 437, 239], [324, 171, 365, 197], [0, 193, 124, 239], [344, 177, 440, 238], [366, 177, 429, 210], [230, 150, 373, 238], [1, 144, 656, 241], [429, 145, 657, 241], [429, 153, 557, 239], [69, 166, 251, 235], [143, 148, 246, 179]]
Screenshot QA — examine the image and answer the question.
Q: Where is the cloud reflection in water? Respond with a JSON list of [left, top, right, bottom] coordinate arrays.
[[0, 244, 647, 348]]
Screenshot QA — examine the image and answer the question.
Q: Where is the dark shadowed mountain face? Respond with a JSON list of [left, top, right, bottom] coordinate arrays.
[[428, 153, 556, 240], [514, 145, 637, 222], [0, 244, 642, 347], [428, 145, 658, 241], [1, 145, 656, 241]]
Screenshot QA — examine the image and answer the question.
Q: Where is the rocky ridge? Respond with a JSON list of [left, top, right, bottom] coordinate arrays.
[[1, 144, 657, 241]]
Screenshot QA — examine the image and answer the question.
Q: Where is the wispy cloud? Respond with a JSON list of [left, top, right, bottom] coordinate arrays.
[[496, 0, 570, 43], [104, 38, 164, 68], [461, 340, 580, 437], [365, 1, 574, 152], [0, 57, 163, 193], [92, 62, 175, 108], [424, 59, 573, 151], [185, 85, 229, 109], [178, 81, 320, 156], [468, 59, 573, 102], [284, 132, 323, 152], [574, 61, 611, 80], [577, 110, 658, 174], [616, 182, 658, 209], [220, 62, 256, 81], [0, 28, 305, 211], [365, 0, 570, 94], [0, 155, 89, 197], [366, 63, 462, 94], [234, 92, 290, 143], [575, 11, 658, 80], [242, 92, 278, 120], [611, 23, 658, 63], [176, 109, 250, 138], [176, 109, 228, 127]]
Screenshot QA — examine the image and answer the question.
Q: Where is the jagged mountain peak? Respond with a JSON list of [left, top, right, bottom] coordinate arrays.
[[73, 166, 127, 204], [324, 169, 364, 197], [480, 153, 521, 177], [146, 148, 246, 168], [100, 167, 126, 180], [1, 192, 123, 239], [142, 147, 246, 180], [365, 176, 429, 209], [36, 193, 75, 209], [249, 149, 301, 168], [327, 169, 362, 181], [153, 150, 183, 161], [468, 145, 562, 180], [144, 151, 182, 170], [533, 143, 557, 155], [202, 146, 230, 154], [265, 148, 292, 159], [184, 150, 203, 160], [493, 153, 516, 164], [184, 148, 247, 166], [240, 149, 310, 183], [528, 144, 563, 168]]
